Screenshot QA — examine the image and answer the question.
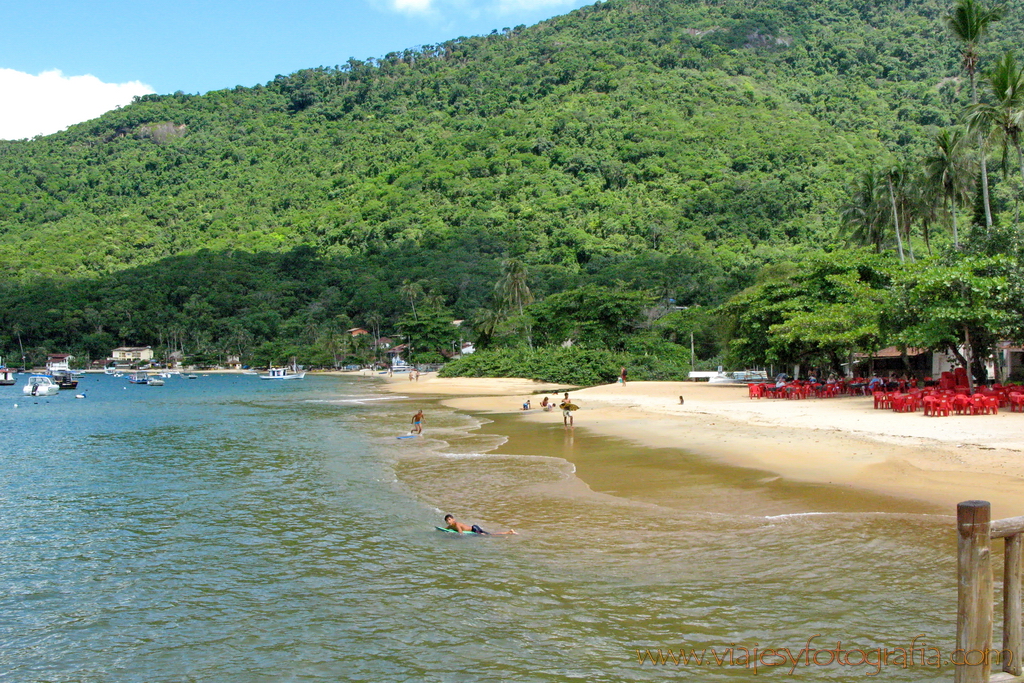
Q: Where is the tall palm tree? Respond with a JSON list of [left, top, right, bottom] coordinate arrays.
[[495, 258, 534, 348], [399, 280, 424, 321], [840, 170, 886, 253], [945, 0, 1004, 230], [967, 51, 1024, 192], [924, 128, 975, 248], [496, 258, 533, 316], [910, 170, 941, 257], [884, 166, 909, 263]]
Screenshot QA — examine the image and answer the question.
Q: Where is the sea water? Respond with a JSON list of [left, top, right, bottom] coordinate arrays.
[[0, 374, 960, 681]]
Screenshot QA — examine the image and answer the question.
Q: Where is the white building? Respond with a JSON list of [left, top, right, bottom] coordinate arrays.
[[111, 346, 154, 362]]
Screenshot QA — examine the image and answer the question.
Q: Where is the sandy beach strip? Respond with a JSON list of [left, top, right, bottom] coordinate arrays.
[[377, 374, 1024, 518]]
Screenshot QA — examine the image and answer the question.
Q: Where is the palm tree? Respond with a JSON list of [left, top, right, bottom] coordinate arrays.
[[495, 258, 533, 315], [399, 280, 424, 321], [924, 128, 975, 248], [967, 52, 1024, 193], [471, 306, 506, 350], [495, 258, 534, 348], [884, 166, 910, 263], [840, 170, 886, 253], [910, 171, 941, 257], [365, 311, 383, 366], [945, 0, 1004, 230]]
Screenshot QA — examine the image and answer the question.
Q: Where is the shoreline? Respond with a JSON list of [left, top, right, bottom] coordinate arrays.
[[378, 374, 1024, 519]]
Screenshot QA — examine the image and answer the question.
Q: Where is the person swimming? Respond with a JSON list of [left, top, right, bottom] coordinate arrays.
[[443, 514, 517, 535]]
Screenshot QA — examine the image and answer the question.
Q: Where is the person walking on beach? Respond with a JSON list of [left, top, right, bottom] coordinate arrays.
[[620, 366, 627, 385], [443, 514, 517, 535], [560, 394, 576, 427], [411, 409, 424, 434]]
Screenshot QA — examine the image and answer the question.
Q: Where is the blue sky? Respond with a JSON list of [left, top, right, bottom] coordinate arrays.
[[0, 0, 590, 139]]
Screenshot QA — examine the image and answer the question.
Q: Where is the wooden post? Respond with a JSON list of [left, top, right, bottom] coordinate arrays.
[[958, 500, 993, 683], [1004, 533, 1023, 676]]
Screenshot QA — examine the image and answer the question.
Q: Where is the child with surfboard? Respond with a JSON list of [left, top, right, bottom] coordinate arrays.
[[440, 514, 518, 535]]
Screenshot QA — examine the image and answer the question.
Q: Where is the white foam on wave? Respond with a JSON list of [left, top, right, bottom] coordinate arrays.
[[307, 395, 410, 404], [762, 511, 955, 522]]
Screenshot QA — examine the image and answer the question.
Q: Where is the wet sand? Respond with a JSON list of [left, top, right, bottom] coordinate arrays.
[[377, 374, 1024, 519]]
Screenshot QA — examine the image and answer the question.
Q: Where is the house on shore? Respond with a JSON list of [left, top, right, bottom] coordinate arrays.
[[111, 346, 154, 365]]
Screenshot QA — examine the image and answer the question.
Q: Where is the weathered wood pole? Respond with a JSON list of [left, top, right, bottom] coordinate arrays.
[[1004, 532, 1023, 676], [957, 500, 993, 683]]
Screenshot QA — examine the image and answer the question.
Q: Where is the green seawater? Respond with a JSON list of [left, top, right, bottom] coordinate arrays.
[[1, 374, 960, 682]]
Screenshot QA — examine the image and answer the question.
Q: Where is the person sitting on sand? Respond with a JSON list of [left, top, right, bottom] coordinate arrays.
[[540, 396, 552, 411], [443, 514, 517, 535], [521, 399, 531, 410]]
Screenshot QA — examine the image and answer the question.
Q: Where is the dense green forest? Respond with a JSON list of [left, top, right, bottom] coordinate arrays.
[[2, 0, 1024, 380]]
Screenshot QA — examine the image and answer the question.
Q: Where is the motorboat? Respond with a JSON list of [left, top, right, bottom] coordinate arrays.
[[52, 371, 79, 390], [147, 376, 165, 386], [23, 375, 60, 396], [0, 364, 14, 386], [258, 367, 306, 380], [128, 373, 150, 384]]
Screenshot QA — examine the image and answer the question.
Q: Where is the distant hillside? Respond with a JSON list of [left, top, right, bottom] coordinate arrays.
[[2, 0, 1023, 363]]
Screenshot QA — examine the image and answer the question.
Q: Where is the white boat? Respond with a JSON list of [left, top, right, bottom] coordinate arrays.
[[258, 367, 306, 380], [0, 358, 14, 386], [147, 376, 165, 386], [23, 375, 60, 396]]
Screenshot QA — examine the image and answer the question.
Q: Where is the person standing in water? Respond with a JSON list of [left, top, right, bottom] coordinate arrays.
[[411, 409, 424, 434], [559, 393, 576, 427]]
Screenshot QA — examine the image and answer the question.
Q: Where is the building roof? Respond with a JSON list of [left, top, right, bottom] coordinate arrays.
[[112, 346, 152, 352], [47, 353, 73, 359], [853, 346, 930, 359]]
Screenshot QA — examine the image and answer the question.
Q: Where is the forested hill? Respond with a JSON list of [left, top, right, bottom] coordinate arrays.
[[2, 0, 1023, 366]]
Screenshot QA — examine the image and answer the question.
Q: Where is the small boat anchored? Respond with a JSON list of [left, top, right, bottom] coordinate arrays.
[[52, 371, 79, 390], [258, 366, 306, 380], [0, 358, 15, 386], [23, 375, 60, 396]]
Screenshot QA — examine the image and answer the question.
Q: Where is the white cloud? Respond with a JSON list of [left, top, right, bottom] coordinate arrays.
[[0, 68, 155, 140], [392, 0, 434, 12]]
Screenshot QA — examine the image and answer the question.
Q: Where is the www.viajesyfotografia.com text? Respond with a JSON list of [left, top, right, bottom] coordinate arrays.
[[636, 635, 1010, 675]]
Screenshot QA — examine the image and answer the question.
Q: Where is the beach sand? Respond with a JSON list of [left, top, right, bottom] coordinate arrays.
[[379, 374, 1024, 518]]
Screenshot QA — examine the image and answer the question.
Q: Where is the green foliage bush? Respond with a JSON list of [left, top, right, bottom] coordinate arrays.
[[440, 346, 691, 385]]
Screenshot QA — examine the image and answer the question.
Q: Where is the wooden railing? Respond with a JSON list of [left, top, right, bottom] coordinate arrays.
[[957, 501, 1024, 683]]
